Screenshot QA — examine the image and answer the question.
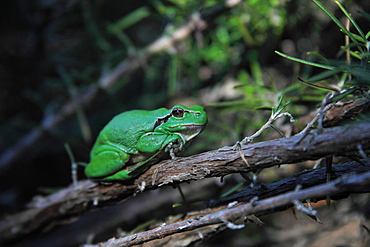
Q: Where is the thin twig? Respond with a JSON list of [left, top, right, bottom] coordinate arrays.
[[241, 111, 294, 145], [296, 93, 334, 145]]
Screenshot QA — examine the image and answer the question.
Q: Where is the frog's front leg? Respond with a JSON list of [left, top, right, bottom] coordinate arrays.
[[136, 132, 184, 154], [136, 133, 182, 184]]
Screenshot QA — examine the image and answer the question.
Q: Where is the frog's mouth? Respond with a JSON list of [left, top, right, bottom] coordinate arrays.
[[179, 124, 207, 141]]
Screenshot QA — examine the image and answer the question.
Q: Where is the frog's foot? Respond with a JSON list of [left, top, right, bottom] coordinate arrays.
[[169, 147, 177, 160], [166, 141, 181, 159]]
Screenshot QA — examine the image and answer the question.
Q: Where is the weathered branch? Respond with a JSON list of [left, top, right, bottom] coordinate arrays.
[[83, 166, 370, 247], [292, 97, 370, 133], [210, 161, 370, 207], [0, 119, 369, 244]]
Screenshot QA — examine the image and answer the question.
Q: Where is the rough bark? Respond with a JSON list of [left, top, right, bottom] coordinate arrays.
[[0, 119, 369, 244], [83, 167, 370, 247]]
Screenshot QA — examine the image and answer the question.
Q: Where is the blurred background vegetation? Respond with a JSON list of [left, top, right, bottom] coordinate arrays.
[[0, 0, 369, 245]]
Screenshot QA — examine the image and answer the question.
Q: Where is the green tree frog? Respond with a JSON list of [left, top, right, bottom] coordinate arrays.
[[85, 105, 207, 181]]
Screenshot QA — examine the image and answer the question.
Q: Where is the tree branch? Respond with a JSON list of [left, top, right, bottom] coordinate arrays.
[[83, 167, 370, 247], [210, 161, 370, 207], [0, 119, 369, 244]]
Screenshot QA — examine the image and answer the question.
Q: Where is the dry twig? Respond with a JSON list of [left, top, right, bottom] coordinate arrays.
[[83, 168, 370, 247]]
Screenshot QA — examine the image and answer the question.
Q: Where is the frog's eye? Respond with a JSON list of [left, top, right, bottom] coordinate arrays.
[[171, 108, 185, 118]]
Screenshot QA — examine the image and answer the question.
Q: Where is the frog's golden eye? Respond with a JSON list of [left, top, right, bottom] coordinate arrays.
[[172, 108, 185, 118]]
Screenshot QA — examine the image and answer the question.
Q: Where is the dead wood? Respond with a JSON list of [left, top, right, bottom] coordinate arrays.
[[83, 166, 370, 247], [0, 119, 369, 244]]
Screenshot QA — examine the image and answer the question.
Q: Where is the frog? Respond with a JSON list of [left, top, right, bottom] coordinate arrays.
[[84, 105, 207, 181]]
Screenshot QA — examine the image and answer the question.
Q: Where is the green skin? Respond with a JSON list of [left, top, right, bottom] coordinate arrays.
[[85, 105, 207, 181]]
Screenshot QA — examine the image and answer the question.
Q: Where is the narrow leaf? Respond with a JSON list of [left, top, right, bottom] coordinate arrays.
[[335, 1, 365, 39], [305, 67, 344, 83], [312, 0, 358, 46], [275, 51, 335, 70]]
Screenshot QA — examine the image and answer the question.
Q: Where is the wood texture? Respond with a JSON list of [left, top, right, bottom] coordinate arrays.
[[1, 119, 369, 244]]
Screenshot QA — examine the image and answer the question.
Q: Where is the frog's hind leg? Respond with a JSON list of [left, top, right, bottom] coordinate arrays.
[[101, 150, 162, 181], [85, 151, 130, 179]]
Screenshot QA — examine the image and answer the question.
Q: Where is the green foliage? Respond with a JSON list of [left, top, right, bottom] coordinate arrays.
[[276, 0, 370, 97], [113, 0, 290, 145]]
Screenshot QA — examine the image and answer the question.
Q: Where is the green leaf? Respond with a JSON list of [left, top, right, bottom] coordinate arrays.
[[271, 95, 291, 116], [366, 31, 370, 40], [275, 51, 335, 70], [349, 51, 362, 60], [330, 87, 358, 102], [306, 51, 330, 65], [349, 32, 367, 44], [312, 0, 361, 51], [335, 1, 365, 39], [269, 124, 286, 138], [305, 67, 344, 83]]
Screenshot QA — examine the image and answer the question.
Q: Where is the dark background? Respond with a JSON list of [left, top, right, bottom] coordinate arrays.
[[1, 0, 369, 246]]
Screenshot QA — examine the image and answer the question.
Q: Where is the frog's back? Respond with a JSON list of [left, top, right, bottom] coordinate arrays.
[[109, 109, 161, 133], [94, 108, 167, 152]]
